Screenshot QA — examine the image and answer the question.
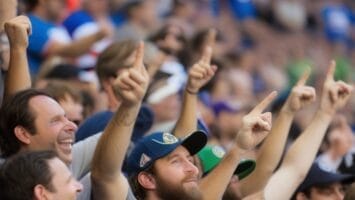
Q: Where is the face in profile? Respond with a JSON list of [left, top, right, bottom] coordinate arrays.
[[27, 95, 77, 165], [38, 157, 83, 200]]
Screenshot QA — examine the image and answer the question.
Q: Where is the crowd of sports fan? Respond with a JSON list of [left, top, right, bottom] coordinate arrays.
[[0, 0, 354, 199]]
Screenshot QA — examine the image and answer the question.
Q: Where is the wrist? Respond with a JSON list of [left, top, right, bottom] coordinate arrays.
[[315, 109, 334, 121], [185, 87, 198, 95], [230, 143, 248, 157], [120, 101, 142, 108], [10, 45, 27, 52], [280, 106, 296, 116]]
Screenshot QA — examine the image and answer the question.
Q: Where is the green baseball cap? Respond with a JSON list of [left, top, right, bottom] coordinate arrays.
[[197, 145, 256, 180]]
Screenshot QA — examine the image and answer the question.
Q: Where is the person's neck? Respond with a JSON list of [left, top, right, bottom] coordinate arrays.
[[145, 191, 163, 200]]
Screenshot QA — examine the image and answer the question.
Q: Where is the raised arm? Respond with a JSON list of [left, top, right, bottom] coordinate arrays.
[[46, 20, 112, 57], [0, 0, 17, 32], [239, 69, 316, 196], [264, 61, 353, 200], [199, 91, 277, 200], [3, 16, 32, 100], [173, 44, 216, 138], [90, 42, 149, 199]]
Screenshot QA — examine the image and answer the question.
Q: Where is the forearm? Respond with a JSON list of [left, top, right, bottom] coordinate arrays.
[[173, 90, 198, 138], [282, 110, 332, 174], [0, 0, 17, 32], [265, 110, 333, 200], [200, 145, 244, 200], [91, 103, 141, 180], [239, 110, 294, 196], [4, 47, 31, 100], [48, 31, 104, 57]]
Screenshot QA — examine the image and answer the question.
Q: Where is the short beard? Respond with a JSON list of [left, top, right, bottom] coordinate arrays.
[[155, 177, 202, 200]]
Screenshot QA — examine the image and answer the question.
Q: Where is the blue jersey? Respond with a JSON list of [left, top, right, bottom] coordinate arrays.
[[63, 10, 112, 69], [27, 14, 71, 75]]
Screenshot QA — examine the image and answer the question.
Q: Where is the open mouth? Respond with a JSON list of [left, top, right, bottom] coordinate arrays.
[[58, 140, 73, 154]]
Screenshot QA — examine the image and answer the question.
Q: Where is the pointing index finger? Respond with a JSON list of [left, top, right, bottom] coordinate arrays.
[[326, 60, 336, 81], [206, 28, 217, 48], [133, 41, 144, 70], [296, 68, 311, 86], [250, 91, 278, 115], [201, 46, 212, 65]]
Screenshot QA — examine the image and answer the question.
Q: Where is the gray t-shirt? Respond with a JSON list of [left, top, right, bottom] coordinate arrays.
[[71, 132, 102, 179], [78, 173, 137, 200]]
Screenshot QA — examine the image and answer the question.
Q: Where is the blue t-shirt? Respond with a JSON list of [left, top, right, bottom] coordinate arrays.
[[27, 14, 71, 75], [62, 10, 112, 69]]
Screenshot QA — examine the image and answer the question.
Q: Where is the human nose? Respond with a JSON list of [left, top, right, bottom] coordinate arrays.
[[184, 158, 199, 176], [65, 117, 78, 132]]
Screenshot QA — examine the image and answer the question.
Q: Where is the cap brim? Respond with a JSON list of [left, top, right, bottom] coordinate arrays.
[[234, 159, 256, 180], [181, 130, 207, 156], [318, 173, 355, 186], [297, 164, 355, 192]]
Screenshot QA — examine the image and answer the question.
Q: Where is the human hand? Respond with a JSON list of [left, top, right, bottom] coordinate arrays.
[[283, 69, 316, 113], [113, 42, 149, 106], [4, 15, 31, 49], [186, 46, 217, 94], [236, 91, 278, 150], [319, 60, 353, 116]]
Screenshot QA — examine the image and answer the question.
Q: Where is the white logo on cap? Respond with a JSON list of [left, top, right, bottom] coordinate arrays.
[[140, 153, 151, 168], [152, 133, 178, 145], [163, 133, 178, 144], [212, 146, 225, 158]]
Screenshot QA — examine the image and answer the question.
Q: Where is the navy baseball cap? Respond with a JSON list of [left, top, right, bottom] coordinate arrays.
[[296, 163, 355, 193], [127, 131, 207, 175]]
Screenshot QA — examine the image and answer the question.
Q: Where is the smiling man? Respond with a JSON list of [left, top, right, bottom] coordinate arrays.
[[0, 89, 98, 179]]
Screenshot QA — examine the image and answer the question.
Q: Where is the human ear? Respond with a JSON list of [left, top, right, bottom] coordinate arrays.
[[138, 172, 156, 190], [33, 184, 50, 200], [14, 125, 31, 145], [295, 192, 309, 200]]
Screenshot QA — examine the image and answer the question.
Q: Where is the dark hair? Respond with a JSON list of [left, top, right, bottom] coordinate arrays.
[[44, 63, 81, 80], [23, 0, 39, 12], [291, 187, 311, 200], [148, 24, 187, 55], [0, 150, 57, 200], [129, 164, 157, 200], [0, 89, 51, 157]]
